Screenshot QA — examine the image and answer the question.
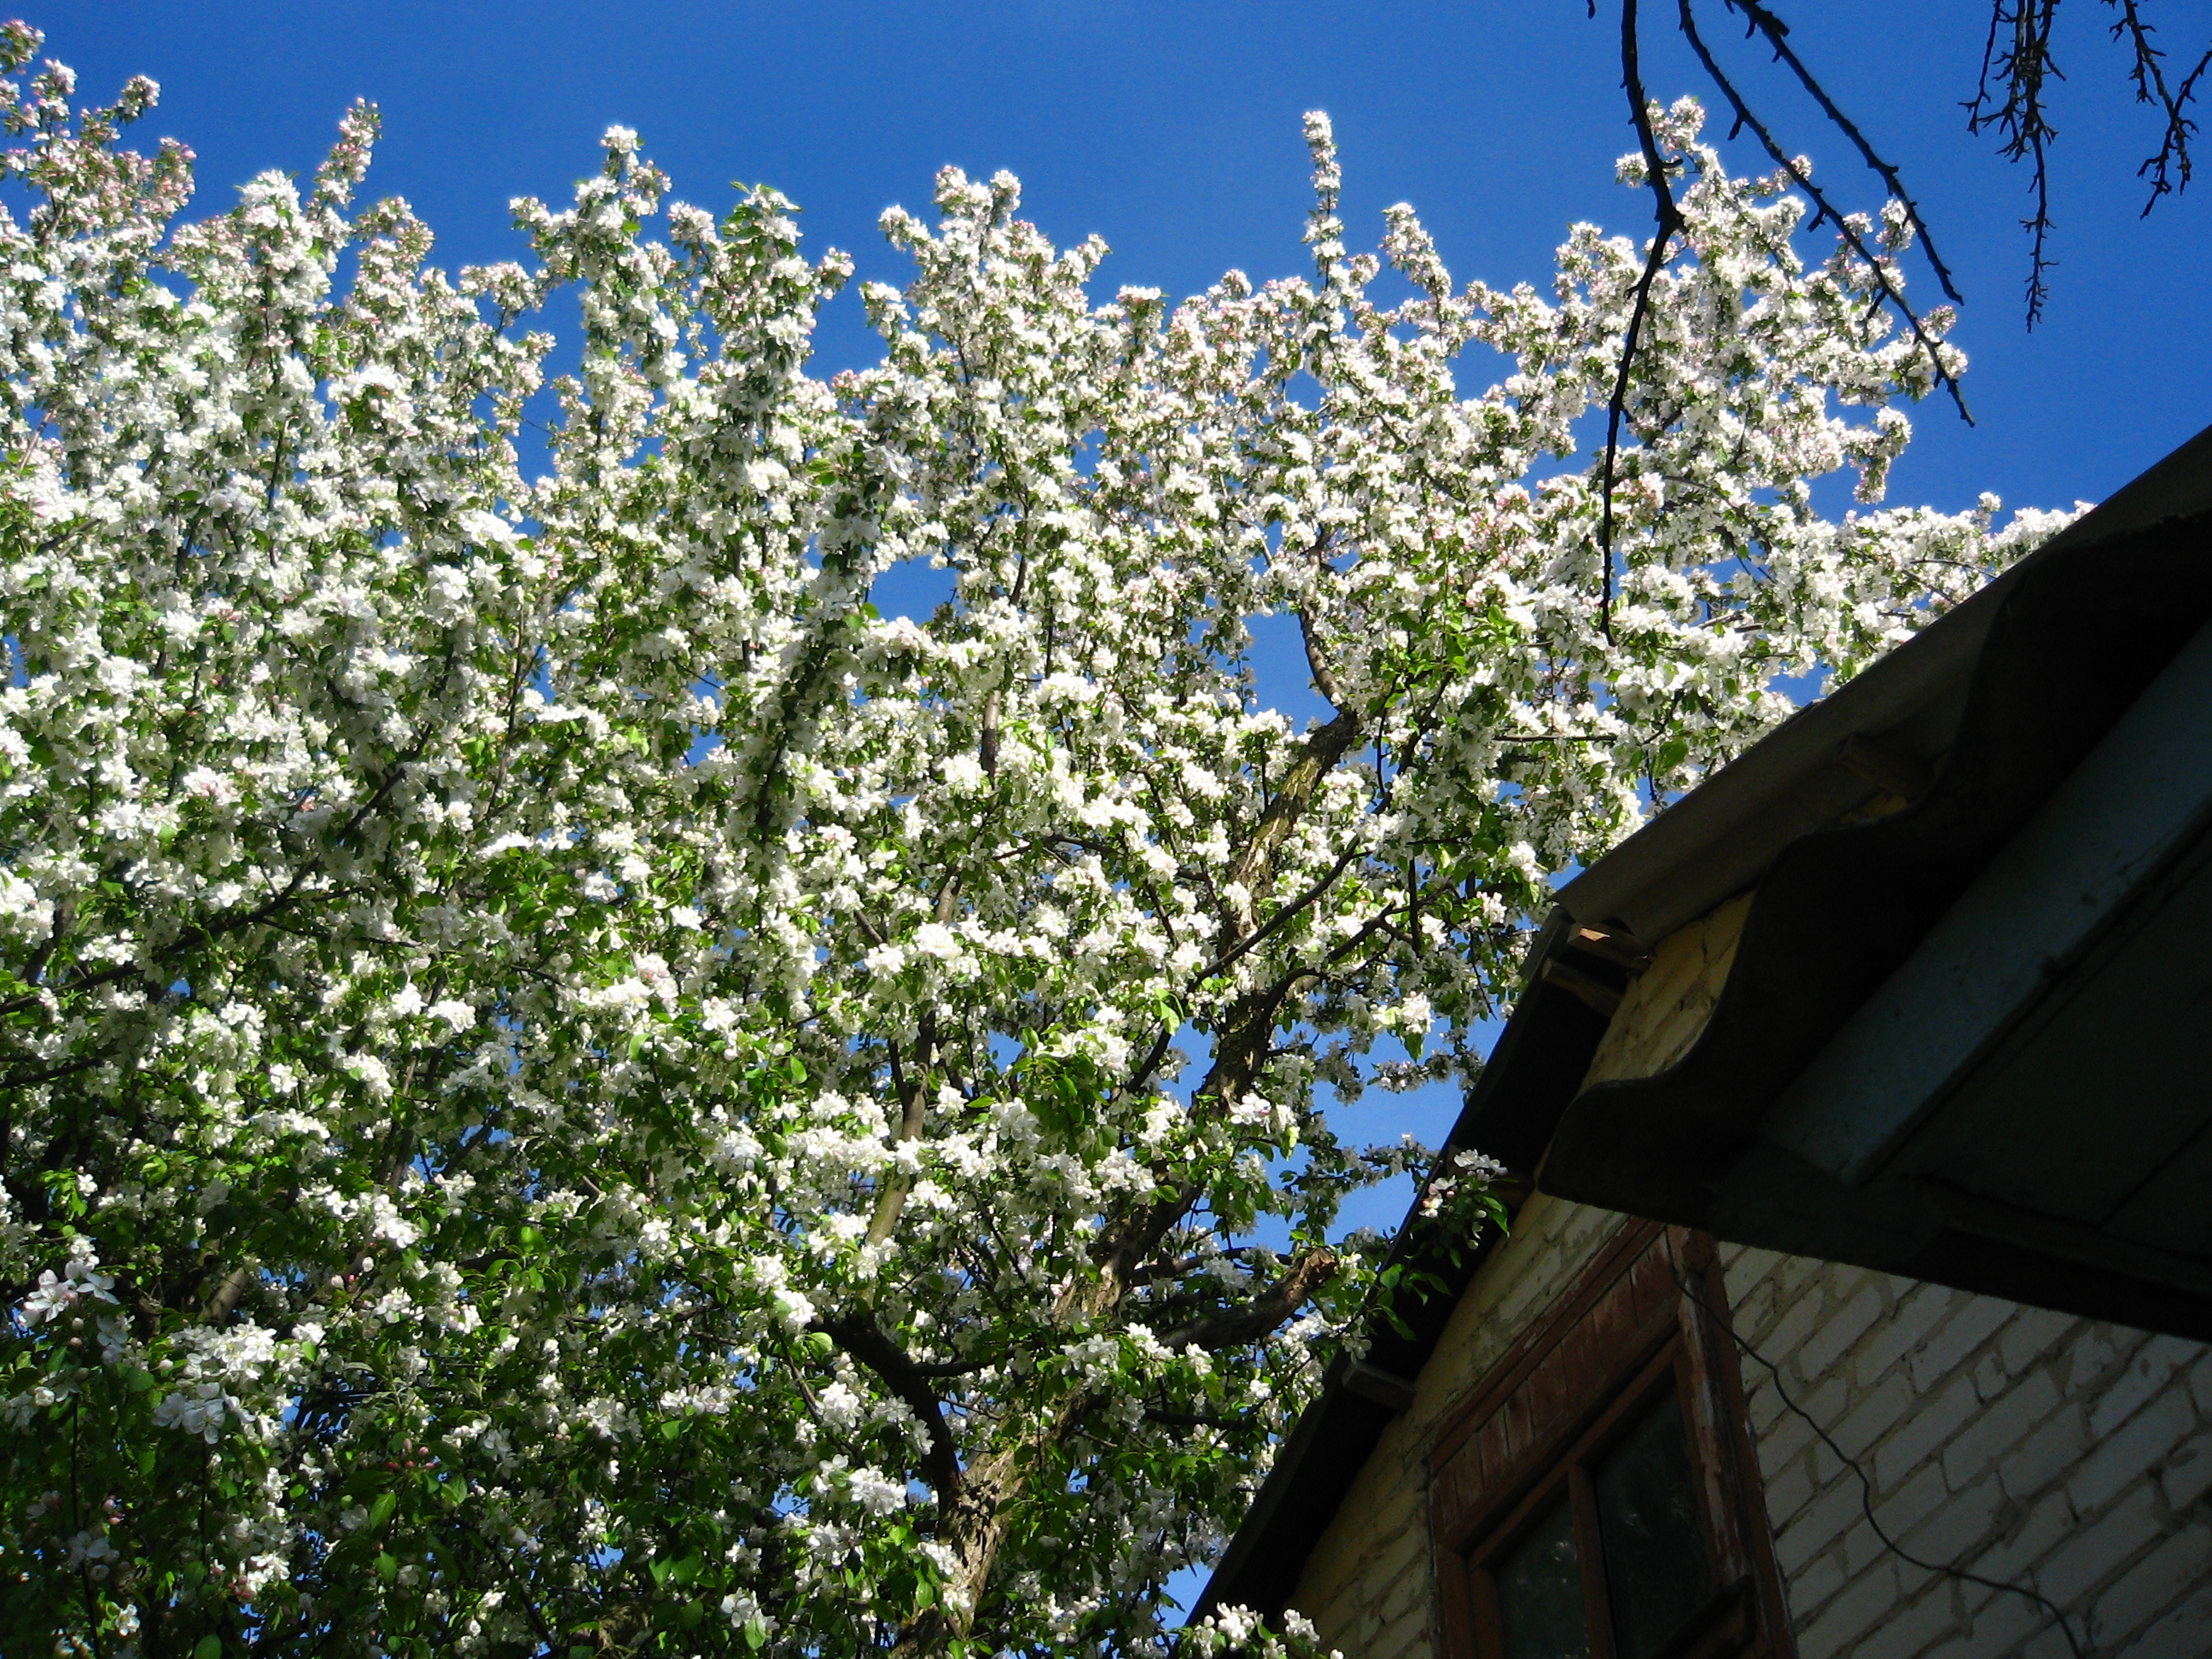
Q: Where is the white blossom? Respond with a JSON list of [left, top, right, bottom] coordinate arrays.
[[20, 1258, 118, 1324], [0, 37, 2066, 1656]]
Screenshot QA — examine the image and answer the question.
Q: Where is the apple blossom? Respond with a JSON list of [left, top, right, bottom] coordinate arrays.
[[0, 26, 2070, 1657]]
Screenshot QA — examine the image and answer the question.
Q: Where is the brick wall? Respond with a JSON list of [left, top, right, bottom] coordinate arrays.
[[1279, 1206, 2212, 1659], [1287, 1194, 1631, 1659], [1724, 1245, 2212, 1659]]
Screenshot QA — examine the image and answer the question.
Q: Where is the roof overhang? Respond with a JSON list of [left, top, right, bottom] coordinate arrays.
[[1528, 427, 2212, 1338]]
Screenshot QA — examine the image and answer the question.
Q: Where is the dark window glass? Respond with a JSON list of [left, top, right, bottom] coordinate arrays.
[[1592, 1390, 1714, 1659], [1493, 1494, 1591, 1659]]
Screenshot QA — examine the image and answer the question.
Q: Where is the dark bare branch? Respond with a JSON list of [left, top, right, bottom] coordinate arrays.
[[1119, 1023, 1178, 1103], [814, 1313, 964, 1505], [1722, 0, 1965, 302], [1151, 1247, 1340, 1352], [1678, 0, 1972, 417], [2106, 0, 2210, 210], [1598, 0, 1685, 645], [1141, 1408, 1242, 1430], [1126, 1247, 1260, 1285], [1969, 0, 2065, 324]]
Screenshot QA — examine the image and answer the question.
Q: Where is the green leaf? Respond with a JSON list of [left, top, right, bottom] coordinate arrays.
[[195, 1639, 224, 1659], [369, 1490, 398, 1530]]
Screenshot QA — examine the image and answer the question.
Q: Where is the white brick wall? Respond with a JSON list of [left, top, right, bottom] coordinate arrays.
[[1724, 1246, 2212, 1659], [1278, 883, 2212, 1655], [1279, 1208, 2212, 1659]]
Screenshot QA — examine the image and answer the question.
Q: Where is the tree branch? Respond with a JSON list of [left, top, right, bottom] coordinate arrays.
[[1722, 0, 1964, 302], [1599, 0, 1685, 645], [1678, 0, 1972, 415], [1152, 1247, 1340, 1351], [1223, 708, 1362, 931], [867, 1016, 935, 1249], [1195, 838, 1365, 985], [2106, 0, 2210, 212], [814, 1313, 963, 1505], [1969, 0, 2065, 324]]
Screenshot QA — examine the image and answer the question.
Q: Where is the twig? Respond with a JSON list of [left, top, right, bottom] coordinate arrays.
[[1679, 0, 1972, 417], [1195, 840, 1365, 985], [2106, 0, 2211, 212], [1722, 0, 1965, 303], [1969, 0, 2066, 326], [1598, 0, 1685, 646]]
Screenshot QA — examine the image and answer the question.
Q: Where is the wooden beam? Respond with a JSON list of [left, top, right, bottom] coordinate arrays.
[[1542, 957, 1624, 1018]]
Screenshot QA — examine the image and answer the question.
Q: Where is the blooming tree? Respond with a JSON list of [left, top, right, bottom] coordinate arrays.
[[0, 23, 2069, 1657]]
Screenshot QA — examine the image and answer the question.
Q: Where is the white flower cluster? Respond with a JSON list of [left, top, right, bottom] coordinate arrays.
[[0, 32, 2064, 1656], [18, 1254, 114, 1324]]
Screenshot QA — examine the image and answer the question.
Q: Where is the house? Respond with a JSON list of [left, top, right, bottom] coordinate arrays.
[[1198, 424, 2212, 1659]]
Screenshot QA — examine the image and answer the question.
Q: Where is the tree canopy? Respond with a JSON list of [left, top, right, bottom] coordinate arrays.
[[0, 26, 2069, 1657]]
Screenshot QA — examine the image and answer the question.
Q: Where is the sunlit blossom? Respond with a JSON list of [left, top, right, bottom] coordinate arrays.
[[0, 30, 2066, 1655]]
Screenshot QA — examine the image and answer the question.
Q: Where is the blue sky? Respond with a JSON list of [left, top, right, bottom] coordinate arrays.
[[34, 0, 2209, 1224]]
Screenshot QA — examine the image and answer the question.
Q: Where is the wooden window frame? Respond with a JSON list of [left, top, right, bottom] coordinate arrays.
[[1426, 1223, 1795, 1659]]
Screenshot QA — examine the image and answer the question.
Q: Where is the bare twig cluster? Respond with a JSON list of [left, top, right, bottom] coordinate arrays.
[[1656, 0, 2207, 324], [1969, 0, 2210, 322], [1588, 0, 2205, 617]]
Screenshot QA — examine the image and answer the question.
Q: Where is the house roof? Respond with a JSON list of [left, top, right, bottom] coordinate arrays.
[[1197, 421, 2212, 1623]]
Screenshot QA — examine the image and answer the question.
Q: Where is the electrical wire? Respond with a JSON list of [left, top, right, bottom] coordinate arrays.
[[1673, 1264, 2091, 1659]]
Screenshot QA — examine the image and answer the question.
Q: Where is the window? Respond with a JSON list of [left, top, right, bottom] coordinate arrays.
[[1429, 1224, 1793, 1659], [1479, 1366, 1723, 1659]]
